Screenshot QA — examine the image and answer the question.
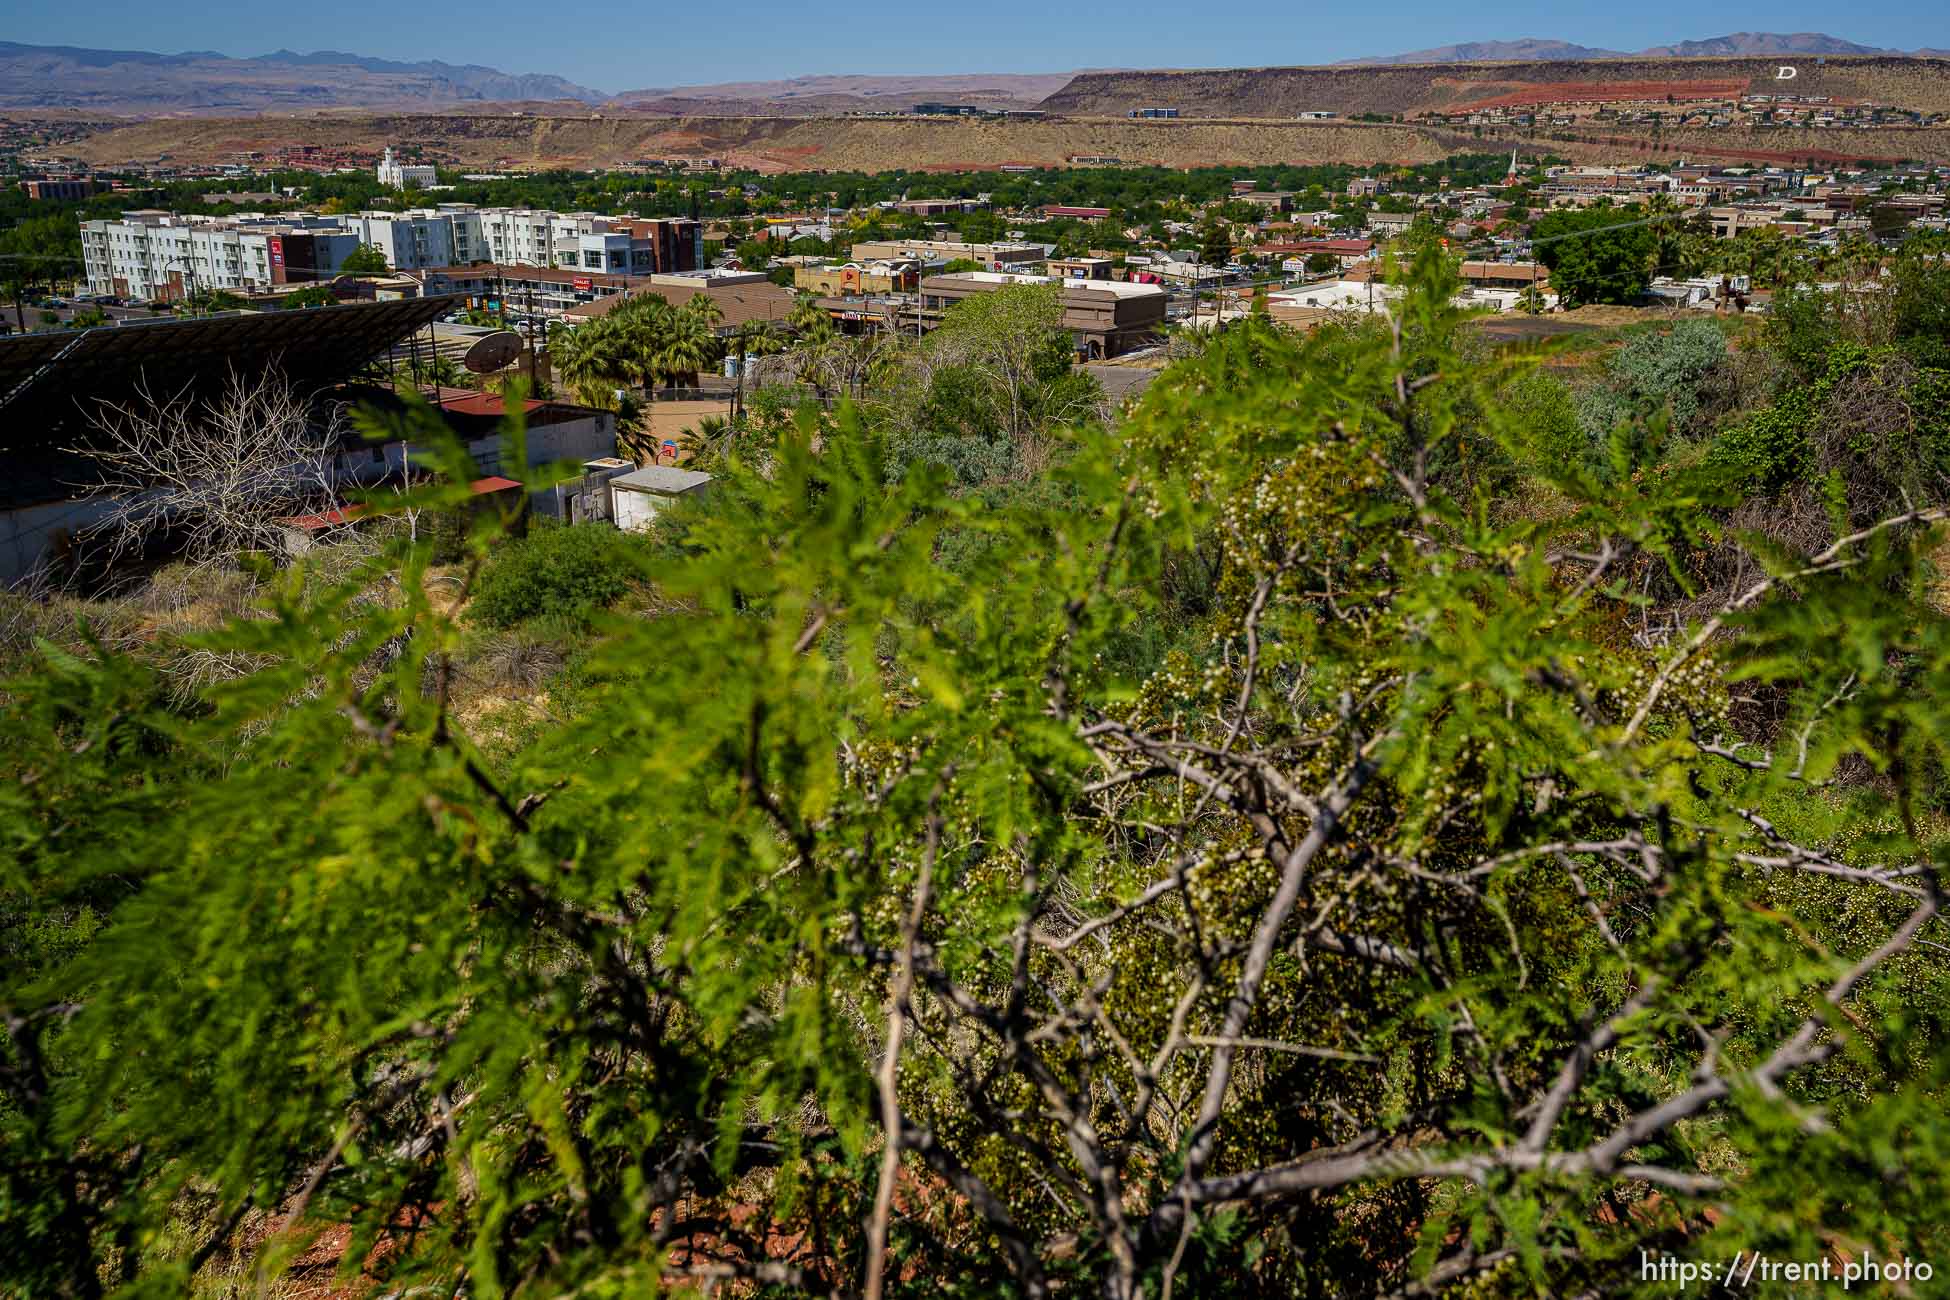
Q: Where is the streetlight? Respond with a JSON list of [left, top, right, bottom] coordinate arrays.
[[162, 255, 200, 312]]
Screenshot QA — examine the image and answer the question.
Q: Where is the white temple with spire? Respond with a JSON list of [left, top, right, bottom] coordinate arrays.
[[377, 147, 438, 190]]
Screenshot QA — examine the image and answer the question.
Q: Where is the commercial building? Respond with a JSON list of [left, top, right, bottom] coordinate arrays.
[[23, 178, 110, 201], [81, 211, 362, 301], [561, 277, 799, 333], [794, 260, 921, 296], [917, 271, 1166, 358], [1128, 107, 1180, 119], [851, 238, 1044, 271], [1456, 261, 1550, 291], [1237, 191, 1296, 214], [1047, 257, 1114, 281], [894, 199, 987, 216], [417, 265, 636, 319]]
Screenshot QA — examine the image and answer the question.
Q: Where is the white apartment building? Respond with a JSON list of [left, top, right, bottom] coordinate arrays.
[[376, 147, 438, 190], [362, 207, 699, 275], [81, 205, 703, 300], [350, 206, 489, 269], [81, 211, 360, 301]]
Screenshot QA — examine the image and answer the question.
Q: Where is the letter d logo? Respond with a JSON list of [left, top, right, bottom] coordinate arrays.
[[1776, 66, 1798, 80]]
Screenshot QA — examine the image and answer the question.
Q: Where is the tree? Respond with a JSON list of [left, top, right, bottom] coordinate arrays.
[[1198, 219, 1232, 265], [66, 367, 350, 570], [1533, 207, 1657, 306], [337, 243, 392, 274], [789, 292, 834, 341], [650, 299, 723, 390], [727, 318, 787, 419], [183, 288, 252, 315], [735, 237, 775, 270], [281, 284, 340, 309], [393, 353, 464, 393], [9, 247, 1950, 1300]]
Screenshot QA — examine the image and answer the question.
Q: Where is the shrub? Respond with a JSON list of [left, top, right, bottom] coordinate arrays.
[[1503, 369, 1589, 475], [10, 246, 1950, 1300], [466, 520, 640, 628]]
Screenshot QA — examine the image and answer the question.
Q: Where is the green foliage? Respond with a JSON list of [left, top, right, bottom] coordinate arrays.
[[1533, 207, 1657, 306], [467, 519, 644, 628], [337, 243, 391, 274], [4, 242, 1949, 1300], [1502, 369, 1589, 474], [183, 288, 251, 315], [1198, 220, 1232, 265], [549, 294, 724, 405], [1576, 318, 1729, 450], [877, 282, 1101, 487], [1709, 342, 1950, 513], [280, 283, 340, 309]]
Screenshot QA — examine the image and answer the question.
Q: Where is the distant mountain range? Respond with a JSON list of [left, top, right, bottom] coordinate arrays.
[[1341, 32, 1950, 65], [0, 42, 605, 111]]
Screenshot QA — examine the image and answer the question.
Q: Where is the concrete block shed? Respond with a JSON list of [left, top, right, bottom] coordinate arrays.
[[609, 466, 712, 531]]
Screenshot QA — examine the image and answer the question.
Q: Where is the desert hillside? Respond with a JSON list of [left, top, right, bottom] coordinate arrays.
[[50, 110, 1950, 174], [1041, 55, 1950, 117]]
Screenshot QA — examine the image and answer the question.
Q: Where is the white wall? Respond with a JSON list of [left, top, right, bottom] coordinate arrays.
[[612, 486, 665, 532]]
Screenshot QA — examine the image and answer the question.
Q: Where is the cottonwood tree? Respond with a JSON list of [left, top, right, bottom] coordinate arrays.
[[6, 249, 1949, 1299], [69, 366, 350, 572]]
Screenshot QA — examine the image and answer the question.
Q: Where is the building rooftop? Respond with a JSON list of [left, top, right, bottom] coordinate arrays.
[[0, 295, 461, 510], [613, 465, 712, 494]]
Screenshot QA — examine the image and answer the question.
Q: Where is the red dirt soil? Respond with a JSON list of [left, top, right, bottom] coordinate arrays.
[[1453, 80, 1750, 112]]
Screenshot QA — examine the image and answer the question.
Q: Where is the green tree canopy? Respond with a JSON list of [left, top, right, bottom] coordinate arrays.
[[1532, 207, 1657, 306], [337, 243, 392, 275]]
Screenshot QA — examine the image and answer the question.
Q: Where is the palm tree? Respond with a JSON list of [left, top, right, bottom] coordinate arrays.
[[788, 293, 833, 342], [652, 307, 720, 391], [682, 293, 724, 331], [549, 319, 634, 409], [683, 413, 735, 468]]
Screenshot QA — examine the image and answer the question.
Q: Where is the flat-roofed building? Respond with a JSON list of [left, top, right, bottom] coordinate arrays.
[[82, 211, 362, 301], [918, 271, 1165, 358], [852, 238, 1044, 271]]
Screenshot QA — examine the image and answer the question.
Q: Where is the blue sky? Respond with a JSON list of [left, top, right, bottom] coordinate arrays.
[[9, 2, 1945, 93]]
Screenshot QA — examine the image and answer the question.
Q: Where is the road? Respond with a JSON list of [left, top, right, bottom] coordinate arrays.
[[3, 300, 169, 334]]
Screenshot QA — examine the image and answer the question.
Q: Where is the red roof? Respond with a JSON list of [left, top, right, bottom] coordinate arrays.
[[282, 504, 364, 532], [429, 388, 546, 417], [281, 477, 522, 532], [1263, 238, 1374, 256]]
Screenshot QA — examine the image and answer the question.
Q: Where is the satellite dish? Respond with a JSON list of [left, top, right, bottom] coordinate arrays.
[[462, 330, 523, 374]]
